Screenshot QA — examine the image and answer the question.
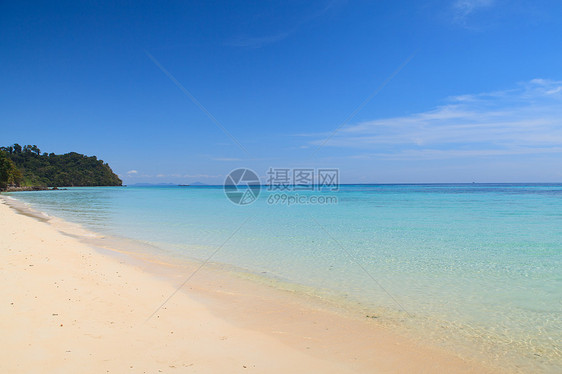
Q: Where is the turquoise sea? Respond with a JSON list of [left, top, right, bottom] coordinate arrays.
[[5, 184, 562, 371]]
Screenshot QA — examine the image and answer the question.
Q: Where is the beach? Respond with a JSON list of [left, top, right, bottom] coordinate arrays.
[[3, 0, 561, 372], [0, 197, 499, 373]]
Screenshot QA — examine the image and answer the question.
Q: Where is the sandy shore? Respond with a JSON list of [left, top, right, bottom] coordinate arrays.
[[0, 198, 497, 373]]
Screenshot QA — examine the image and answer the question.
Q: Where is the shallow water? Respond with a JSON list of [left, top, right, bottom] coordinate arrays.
[[6, 184, 562, 372]]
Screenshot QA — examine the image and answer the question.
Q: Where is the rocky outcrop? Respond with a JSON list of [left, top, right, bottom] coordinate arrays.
[[2, 186, 49, 192]]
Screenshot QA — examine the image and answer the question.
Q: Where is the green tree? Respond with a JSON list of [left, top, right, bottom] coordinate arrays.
[[2, 144, 122, 187], [0, 150, 22, 189]]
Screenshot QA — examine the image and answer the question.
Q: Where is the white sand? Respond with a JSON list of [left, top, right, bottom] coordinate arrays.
[[0, 198, 496, 373]]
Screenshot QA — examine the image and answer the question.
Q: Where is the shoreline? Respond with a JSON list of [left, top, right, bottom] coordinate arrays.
[[0, 196, 504, 373]]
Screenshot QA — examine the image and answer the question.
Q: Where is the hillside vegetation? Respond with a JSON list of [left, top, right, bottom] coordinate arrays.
[[0, 144, 122, 189]]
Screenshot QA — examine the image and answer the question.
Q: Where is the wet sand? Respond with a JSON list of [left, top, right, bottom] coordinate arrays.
[[0, 198, 497, 373]]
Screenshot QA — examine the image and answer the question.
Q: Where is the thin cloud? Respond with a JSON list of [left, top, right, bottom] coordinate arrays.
[[229, 31, 293, 48], [306, 79, 562, 160], [126, 170, 138, 175], [349, 147, 562, 161], [228, 0, 343, 48], [133, 173, 222, 179], [183, 174, 222, 179], [212, 157, 243, 162], [449, 0, 496, 27], [453, 0, 494, 18]]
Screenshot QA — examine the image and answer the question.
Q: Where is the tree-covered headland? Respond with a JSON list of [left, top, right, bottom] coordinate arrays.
[[0, 144, 122, 189]]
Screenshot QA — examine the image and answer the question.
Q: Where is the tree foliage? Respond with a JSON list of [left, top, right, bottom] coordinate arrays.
[[0, 150, 23, 189], [0, 144, 122, 188]]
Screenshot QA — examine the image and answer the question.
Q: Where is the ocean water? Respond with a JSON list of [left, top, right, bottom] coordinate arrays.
[[5, 184, 562, 371]]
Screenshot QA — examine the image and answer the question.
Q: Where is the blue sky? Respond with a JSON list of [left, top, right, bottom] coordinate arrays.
[[2, 0, 562, 183]]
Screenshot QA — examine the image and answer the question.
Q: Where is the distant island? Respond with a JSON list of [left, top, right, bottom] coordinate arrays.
[[0, 144, 122, 190]]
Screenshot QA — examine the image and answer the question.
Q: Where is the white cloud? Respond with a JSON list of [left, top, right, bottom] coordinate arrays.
[[308, 79, 562, 160], [452, 0, 494, 18], [228, 0, 343, 48], [148, 173, 222, 179], [228, 32, 292, 48], [448, 0, 497, 27], [183, 174, 222, 179], [126, 170, 138, 175], [212, 157, 242, 162]]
